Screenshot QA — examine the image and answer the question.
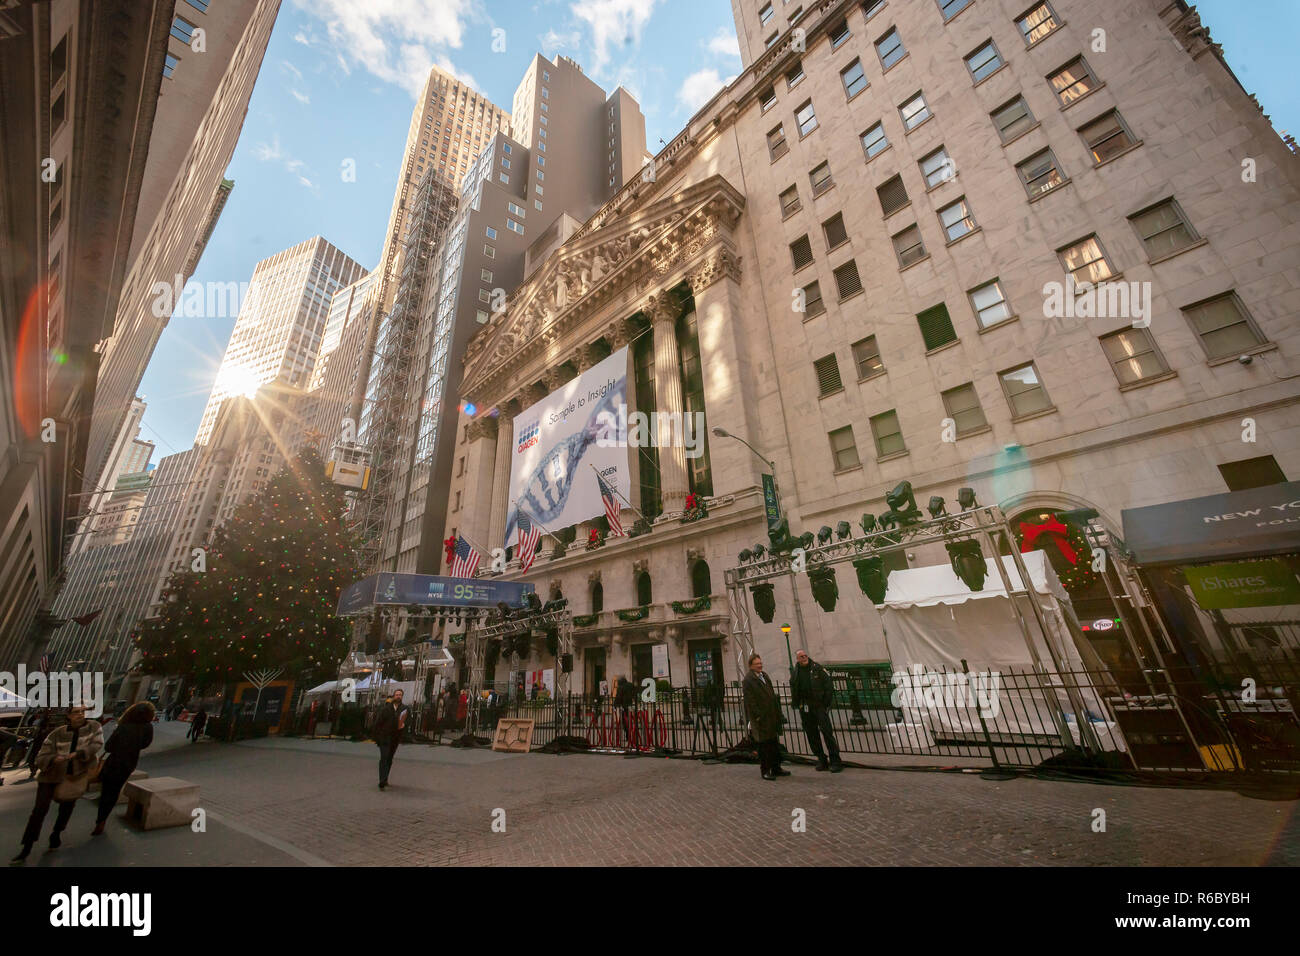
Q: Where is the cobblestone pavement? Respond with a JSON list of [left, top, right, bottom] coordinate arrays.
[[2, 729, 1296, 866]]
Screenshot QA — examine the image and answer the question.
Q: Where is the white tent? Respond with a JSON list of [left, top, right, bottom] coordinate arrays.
[[0, 687, 29, 716], [879, 550, 1122, 751], [304, 680, 343, 696]]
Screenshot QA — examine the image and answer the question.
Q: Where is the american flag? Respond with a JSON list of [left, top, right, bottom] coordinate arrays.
[[39, 654, 50, 672], [516, 513, 541, 573], [450, 536, 481, 578], [597, 473, 625, 537]]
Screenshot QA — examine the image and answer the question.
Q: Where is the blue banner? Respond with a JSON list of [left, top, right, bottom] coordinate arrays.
[[337, 573, 537, 615]]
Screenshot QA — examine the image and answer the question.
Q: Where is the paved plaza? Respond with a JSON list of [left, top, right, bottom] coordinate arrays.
[[1, 722, 1296, 867]]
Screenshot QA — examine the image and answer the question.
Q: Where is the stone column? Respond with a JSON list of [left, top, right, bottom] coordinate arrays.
[[646, 291, 690, 516], [486, 399, 519, 551]]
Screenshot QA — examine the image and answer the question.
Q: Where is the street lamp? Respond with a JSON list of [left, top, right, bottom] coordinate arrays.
[[780, 623, 792, 671]]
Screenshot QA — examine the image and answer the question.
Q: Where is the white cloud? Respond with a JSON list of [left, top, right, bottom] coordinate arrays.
[[292, 0, 475, 96], [292, 31, 312, 46], [677, 68, 733, 114], [251, 135, 316, 191], [571, 0, 657, 76], [706, 27, 740, 59], [290, 88, 311, 105], [540, 27, 582, 51], [282, 60, 305, 83]]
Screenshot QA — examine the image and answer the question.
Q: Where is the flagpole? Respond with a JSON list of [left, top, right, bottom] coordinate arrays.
[[588, 463, 647, 524], [510, 500, 560, 542]]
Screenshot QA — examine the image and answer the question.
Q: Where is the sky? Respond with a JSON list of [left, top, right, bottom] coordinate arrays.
[[132, 0, 1298, 460]]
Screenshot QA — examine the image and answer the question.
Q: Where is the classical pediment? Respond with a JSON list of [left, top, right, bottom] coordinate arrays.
[[462, 174, 744, 402]]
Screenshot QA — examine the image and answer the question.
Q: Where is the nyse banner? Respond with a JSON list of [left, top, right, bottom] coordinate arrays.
[[505, 347, 629, 548]]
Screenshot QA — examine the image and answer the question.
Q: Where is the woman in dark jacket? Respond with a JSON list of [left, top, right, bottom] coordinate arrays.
[[91, 701, 154, 835]]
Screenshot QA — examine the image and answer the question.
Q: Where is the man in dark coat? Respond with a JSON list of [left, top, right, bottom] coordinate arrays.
[[371, 689, 408, 790], [742, 653, 788, 780], [791, 649, 843, 772]]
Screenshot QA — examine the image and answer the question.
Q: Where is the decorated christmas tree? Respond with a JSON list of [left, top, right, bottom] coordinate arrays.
[[135, 445, 360, 686]]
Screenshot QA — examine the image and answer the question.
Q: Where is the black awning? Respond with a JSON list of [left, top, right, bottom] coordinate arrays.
[[1121, 481, 1300, 565]]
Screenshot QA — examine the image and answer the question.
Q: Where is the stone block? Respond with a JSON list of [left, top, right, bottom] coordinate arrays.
[[124, 776, 199, 830]]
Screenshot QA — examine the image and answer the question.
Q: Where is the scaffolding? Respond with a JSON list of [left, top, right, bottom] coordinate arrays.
[[354, 172, 459, 575]]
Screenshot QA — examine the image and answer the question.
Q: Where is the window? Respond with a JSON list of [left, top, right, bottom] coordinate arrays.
[[862, 0, 885, 19], [506, 219, 524, 234], [1079, 109, 1137, 163], [501, 157, 511, 169], [535, 199, 544, 210], [810, 161, 834, 195], [484, 244, 496, 258], [541, 88, 549, 99], [163, 52, 180, 78], [1049, 56, 1099, 106], [760, 86, 777, 113], [938, 0, 973, 19], [823, 213, 848, 249], [768, 124, 789, 161], [1016, 148, 1066, 197], [969, 279, 1012, 328], [787, 62, 806, 90], [499, 172, 509, 183], [861, 121, 889, 159], [1129, 199, 1199, 259], [870, 410, 905, 457], [536, 156, 545, 166], [760, 2, 774, 25], [1100, 327, 1169, 385], [171, 16, 197, 44], [796, 100, 818, 137], [1018, 2, 1061, 44], [1219, 456, 1287, 492], [829, 426, 860, 471], [1058, 234, 1113, 285], [834, 260, 863, 299], [1182, 292, 1267, 360], [876, 28, 905, 69], [829, 19, 851, 48], [938, 197, 977, 241], [917, 303, 957, 350], [877, 175, 909, 216], [852, 336, 885, 379], [892, 224, 926, 267], [478, 288, 491, 302], [1000, 363, 1053, 417], [507, 201, 525, 217], [841, 59, 868, 98], [790, 6, 805, 24], [942, 383, 988, 435], [503, 143, 512, 154], [476, 309, 490, 324], [899, 92, 931, 130], [485, 225, 498, 239], [992, 95, 1035, 142], [765, 31, 779, 48], [183, 0, 210, 11], [919, 146, 954, 188], [780, 185, 801, 218], [965, 40, 1003, 82], [814, 354, 843, 396], [790, 235, 814, 270], [802, 281, 826, 318]]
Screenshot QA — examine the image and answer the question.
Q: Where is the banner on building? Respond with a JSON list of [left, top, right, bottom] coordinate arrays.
[[504, 347, 629, 548], [1183, 559, 1300, 609]]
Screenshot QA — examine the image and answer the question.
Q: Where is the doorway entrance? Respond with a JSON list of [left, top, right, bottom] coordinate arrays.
[[585, 647, 606, 696]]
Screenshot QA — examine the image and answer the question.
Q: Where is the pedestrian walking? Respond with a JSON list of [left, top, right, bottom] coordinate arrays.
[[92, 701, 155, 835], [372, 689, 408, 790], [742, 653, 788, 780], [11, 704, 103, 863], [791, 649, 843, 772], [188, 707, 207, 742], [25, 708, 52, 779]]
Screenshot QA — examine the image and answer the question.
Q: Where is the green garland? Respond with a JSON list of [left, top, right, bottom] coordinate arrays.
[[615, 606, 649, 622], [572, 613, 599, 627], [671, 595, 712, 614]]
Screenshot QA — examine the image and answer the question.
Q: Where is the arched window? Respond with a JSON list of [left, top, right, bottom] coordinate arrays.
[[591, 581, 603, 614], [691, 560, 711, 598], [636, 571, 653, 606]]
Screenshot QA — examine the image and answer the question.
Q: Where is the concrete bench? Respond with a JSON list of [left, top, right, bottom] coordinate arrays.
[[123, 776, 199, 830], [83, 769, 148, 803]]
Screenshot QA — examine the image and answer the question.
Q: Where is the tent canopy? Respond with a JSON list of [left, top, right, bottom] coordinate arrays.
[[883, 550, 1066, 609]]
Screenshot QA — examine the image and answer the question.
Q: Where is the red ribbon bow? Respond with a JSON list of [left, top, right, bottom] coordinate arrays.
[[1019, 518, 1078, 566]]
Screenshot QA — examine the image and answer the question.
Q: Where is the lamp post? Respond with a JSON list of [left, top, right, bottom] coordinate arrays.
[[712, 427, 781, 514], [780, 623, 792, 671]]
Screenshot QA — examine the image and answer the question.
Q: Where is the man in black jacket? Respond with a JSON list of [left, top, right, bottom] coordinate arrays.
[[371, 689, 408, 790], [791, 649, 843, 772], [742, 653, 788, 780]]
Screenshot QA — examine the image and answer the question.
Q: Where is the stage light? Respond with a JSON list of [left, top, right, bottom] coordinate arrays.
[[526, 591, 542, 612], [739, 548, 753, 564], [808, 566, 838, 612], [860, 513, 876, 535], [497, 601, 511, 623], [750, 582, 776, 623], [836, 521, 852, 540], [852, 557, 889, 605], [817, 525, 833, 545], [544, 597, 568, 612], [927, 496, 947, 519], [947, 539, 987, 592], [752, 544, 767, 560], [797, 531, 815, 550], [884, 481, 922, 524]]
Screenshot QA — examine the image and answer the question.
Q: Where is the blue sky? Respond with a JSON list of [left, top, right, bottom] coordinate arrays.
[[134, 0, 1298, 459]]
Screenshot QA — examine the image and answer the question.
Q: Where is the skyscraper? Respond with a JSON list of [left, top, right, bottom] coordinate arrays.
[[195, 237, 367, 446]]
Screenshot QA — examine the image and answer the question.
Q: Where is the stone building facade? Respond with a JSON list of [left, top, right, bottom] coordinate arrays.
[[438, 0, 1297, 691]]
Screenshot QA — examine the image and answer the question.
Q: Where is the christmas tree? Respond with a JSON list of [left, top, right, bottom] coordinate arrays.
[[135, 445, 360, 686]]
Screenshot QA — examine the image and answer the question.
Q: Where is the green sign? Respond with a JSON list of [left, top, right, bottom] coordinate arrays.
[[762, 474, 780, 529], [1183, 560, 1300, 609]]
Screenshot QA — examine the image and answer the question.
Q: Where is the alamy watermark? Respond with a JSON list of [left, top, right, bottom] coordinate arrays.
[[596, 403, 707, 459], [1042, 274, 1151, 327], [150, 274, 257, 320], [0, 666, 104, 718], [890, 664, 1001, 719]]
